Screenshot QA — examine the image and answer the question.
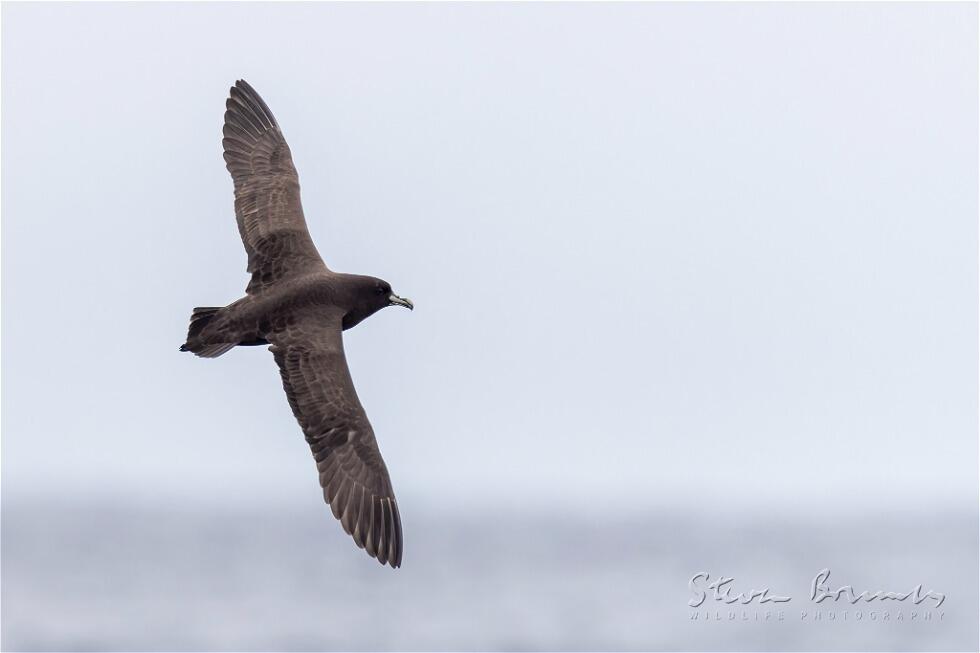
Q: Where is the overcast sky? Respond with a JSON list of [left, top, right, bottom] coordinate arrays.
[[2, 2, 976, 515]]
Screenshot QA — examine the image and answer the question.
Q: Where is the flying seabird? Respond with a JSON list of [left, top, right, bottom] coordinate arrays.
[[181, 80, 413, 568]]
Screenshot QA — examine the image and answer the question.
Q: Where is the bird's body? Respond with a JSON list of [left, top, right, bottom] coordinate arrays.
[[181, 80, 412, 568]]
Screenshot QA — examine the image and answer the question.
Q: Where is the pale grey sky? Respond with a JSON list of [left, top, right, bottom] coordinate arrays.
[[2, 2, 977, 515]]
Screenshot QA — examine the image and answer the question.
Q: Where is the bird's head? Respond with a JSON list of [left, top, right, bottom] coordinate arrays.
[[342, 275, 413, 330]]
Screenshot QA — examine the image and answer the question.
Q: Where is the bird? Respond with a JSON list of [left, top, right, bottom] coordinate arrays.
[[180, 80, 413, 568]]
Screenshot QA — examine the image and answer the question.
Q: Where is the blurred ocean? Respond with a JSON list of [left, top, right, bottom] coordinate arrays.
[[2, 499, 976, 651]]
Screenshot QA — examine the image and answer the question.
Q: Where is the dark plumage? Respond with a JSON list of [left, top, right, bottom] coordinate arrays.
[[181, 80, 413, 568]]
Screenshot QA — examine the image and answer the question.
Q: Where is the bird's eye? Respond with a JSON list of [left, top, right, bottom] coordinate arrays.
[[376, 287, 385, 296]]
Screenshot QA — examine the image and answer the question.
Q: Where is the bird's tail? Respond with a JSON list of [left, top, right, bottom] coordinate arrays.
[[180, 307, 235, 358]]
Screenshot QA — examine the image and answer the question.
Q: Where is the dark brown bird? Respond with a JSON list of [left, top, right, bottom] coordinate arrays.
[[181, 80, 413, 568]]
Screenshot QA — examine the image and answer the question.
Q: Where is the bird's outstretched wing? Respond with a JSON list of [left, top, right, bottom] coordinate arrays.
[[222, 80, 327, 294], [267, 308, 403, 568]]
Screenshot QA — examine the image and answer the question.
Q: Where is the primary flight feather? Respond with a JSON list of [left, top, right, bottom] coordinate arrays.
[[181, 80, 412, 568]]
